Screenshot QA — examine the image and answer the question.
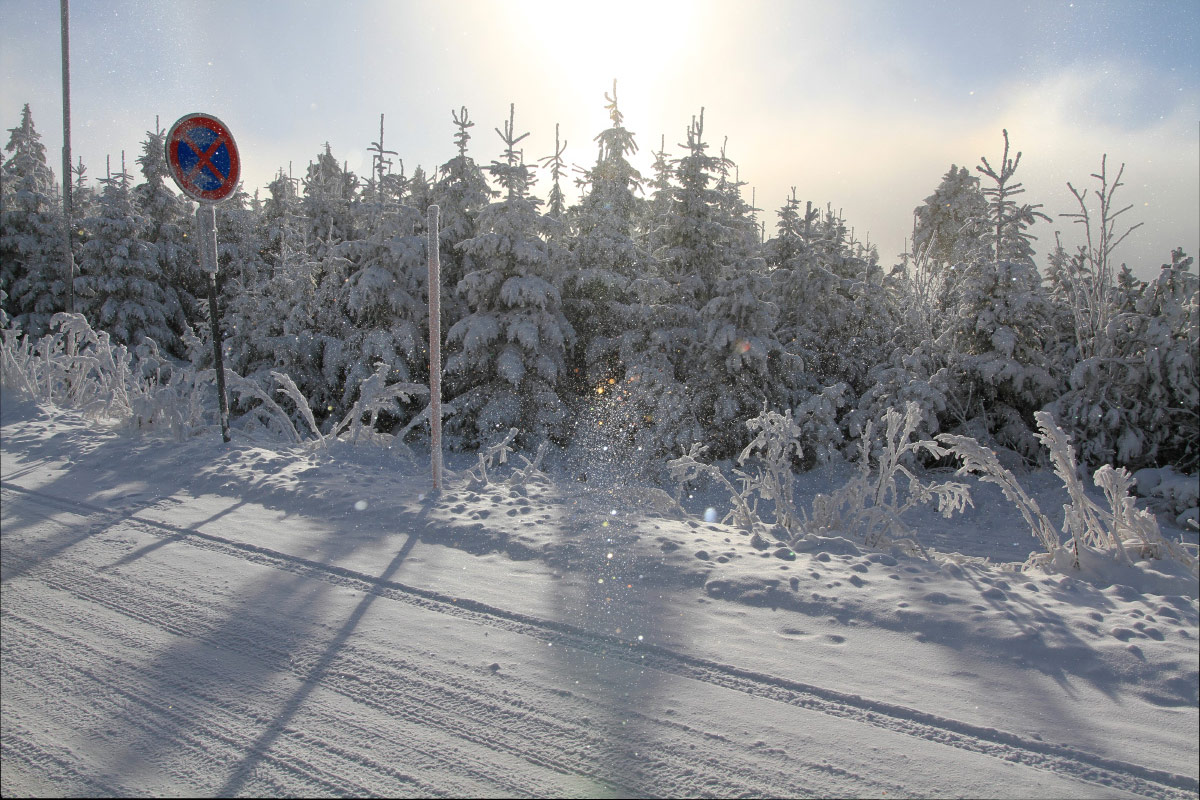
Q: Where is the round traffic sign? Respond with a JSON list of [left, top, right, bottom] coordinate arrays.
[[165, 113, 241, 203]]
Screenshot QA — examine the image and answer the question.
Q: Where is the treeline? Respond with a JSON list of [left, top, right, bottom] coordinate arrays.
[[1, 92, 1196, 474]]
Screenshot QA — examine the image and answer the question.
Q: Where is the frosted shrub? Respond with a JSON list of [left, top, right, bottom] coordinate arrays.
[[736, 408, 805, 534], [941, 410, 1197, 575], [668, 442, 758, 531], [328, 361, 426, 448], [0, 313, 218, 439], [461, 427, 550, 488], [805, 402, 972, 556], [670, 402, 973, 557]]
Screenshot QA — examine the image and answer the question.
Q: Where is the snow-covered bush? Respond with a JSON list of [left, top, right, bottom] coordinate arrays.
[[461, 426, 550, 488], [1133, 467, 1199, 530], [0, 312, 216, 439], [669, 402, 973, 557], [327, 361, 426, 448], [805, 403, 972, 556], [940, 410, 1197, 575]]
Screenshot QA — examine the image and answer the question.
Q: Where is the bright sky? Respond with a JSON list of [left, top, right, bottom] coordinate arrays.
[[3, 0, 1197, 277]]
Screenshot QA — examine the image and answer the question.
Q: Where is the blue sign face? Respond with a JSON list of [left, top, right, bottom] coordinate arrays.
[[175, 127, 233, 192]]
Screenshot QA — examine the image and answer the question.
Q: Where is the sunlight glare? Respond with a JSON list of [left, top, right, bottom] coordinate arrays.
[[510, 0, 698, 95]]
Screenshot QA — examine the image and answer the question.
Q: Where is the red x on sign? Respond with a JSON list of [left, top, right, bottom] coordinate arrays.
[[166, 113, 241, 203]]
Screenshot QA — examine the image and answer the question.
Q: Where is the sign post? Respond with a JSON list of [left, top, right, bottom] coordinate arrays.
[[165, 113, 241, 444], [427, 204, 443, 490]]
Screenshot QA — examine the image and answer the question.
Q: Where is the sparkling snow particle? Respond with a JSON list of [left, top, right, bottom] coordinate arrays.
[[354, 500, 368, 511], [703, 507, 718, 523]]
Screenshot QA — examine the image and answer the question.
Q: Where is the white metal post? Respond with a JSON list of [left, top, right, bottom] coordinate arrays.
[[427, 204, 442, 490]]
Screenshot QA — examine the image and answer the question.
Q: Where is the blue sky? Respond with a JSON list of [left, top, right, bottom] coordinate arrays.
[[3, 0, 1197, 276]]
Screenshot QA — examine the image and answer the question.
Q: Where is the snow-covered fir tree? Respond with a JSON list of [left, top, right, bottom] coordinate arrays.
[[74, 155, 176, 350], [911, 164, 988, 294], [560, 83, 646, 397], [133, 122, 195, 354], [431, 107, 495, 331], [689, 141, 796, 457], [329, 117, 427, 417], [932, 131, 1056, 458], [224, 169, 303, 383], [1, 104, 66, 337], [445, 104, 574, 448]]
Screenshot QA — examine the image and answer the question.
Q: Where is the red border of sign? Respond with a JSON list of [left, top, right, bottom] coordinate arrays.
[[166, 113, 241, 203]]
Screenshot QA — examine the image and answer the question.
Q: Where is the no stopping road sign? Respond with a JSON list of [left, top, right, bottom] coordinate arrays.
[[166, 113, 240, 203]]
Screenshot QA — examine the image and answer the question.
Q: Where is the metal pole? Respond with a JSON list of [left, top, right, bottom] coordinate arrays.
[[200, 204, 230, 443], [427, 204, 442, 490], [60, 0, 75, 314]]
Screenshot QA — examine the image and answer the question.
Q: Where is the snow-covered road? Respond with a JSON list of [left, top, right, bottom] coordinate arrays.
[[2, 402, 1197, 797]]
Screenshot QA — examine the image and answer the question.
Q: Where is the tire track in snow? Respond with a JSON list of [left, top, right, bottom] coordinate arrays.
[[3, 486, 835, 798], [3, 571, 615, 798], [5, 482, 1197, 799], [8, 556, 832, 798]]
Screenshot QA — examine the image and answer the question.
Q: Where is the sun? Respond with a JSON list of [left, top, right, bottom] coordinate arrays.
[[509, 0, 700, 95]]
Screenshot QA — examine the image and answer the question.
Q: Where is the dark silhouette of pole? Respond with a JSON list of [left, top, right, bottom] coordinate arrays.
[[60, 0, 75, 313], [197, 205, 230, 443]]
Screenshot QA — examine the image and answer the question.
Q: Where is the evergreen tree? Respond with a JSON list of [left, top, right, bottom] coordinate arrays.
[[446, 104, 574, 447], [302, 143, 358, 262], [225, 169, 304, 383], [74, 156, 176, 349], [976, 129, 1050, 266], [929, 131, 1056, 457], [1, 103, 65, 336], [561, 83, 646, 395], [431, 107, 495, 333], [133, 122, 196, 354], [329, 116, 427, 420], [911, 164, 988, 279], [1049, 248, 1197, 472]]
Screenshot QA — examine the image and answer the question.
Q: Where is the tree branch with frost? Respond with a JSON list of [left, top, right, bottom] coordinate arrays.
[[668, 443, 757, 530], [1059, 155, 1144, 361]]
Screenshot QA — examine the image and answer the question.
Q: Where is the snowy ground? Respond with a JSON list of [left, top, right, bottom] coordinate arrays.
[[2, 396, 1197, 798]]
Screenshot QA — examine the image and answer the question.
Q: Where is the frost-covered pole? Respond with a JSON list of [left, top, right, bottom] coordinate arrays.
[[427, 204, 443, 490], [60, 0, 75, 314], [200, 204, 230, 443]]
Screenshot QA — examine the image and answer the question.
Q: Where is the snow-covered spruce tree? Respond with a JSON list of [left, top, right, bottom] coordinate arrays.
[[1049, 248, 1199, 471], [931, 130, 1055, 459], [328, 118, 427, 425], [445, 104, 574, 448], [976, 129, 1050, 265], [538, 122, 570, 224], [779, 203, 896, 401], [690, 141, 798, 458], [431, 107, 496, 333], [296, 145, 362, 427], [224, 168, 303, 382], [302, 143, 359, 264], [1, 103, 66, 337], [911, 164, 988, 300], [212, 185, 270, 382], [132, 122, 195, 355], [74, 156, 176, 350], [560, 83, 647, 397], [615, 110, 741, 462]]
